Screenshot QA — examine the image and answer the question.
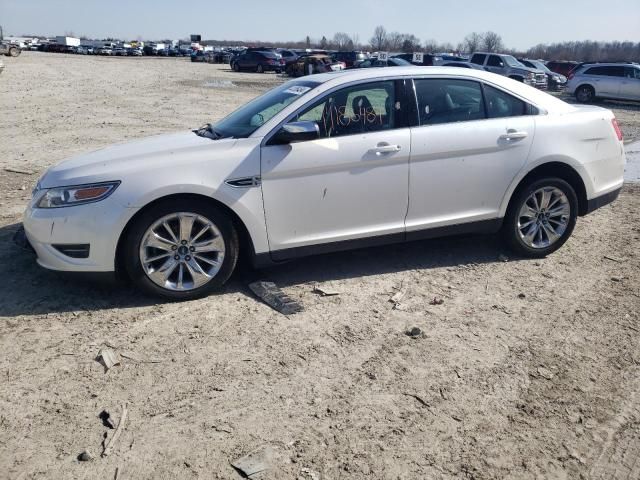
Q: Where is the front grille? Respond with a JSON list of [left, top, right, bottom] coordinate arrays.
[[52, 244, 90, 259]]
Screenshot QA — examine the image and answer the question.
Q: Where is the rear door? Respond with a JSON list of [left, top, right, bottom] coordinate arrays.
[[621, 67, 640, 100], [585, 66, 624, 97], [406, 78, 535, 234]]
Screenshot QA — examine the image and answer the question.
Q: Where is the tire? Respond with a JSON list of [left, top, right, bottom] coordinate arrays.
[[502, 177, 578, 258], [575, 85, 595, 103], [123, 198, 239, 300], [9, 47, 20, 57], [232, 62, 239, 72], [256, 64, 264, 73], [509, 75, 524, 82]]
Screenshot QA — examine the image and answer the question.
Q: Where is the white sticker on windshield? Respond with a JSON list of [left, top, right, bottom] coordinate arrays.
[[285, 85, 312, 95]]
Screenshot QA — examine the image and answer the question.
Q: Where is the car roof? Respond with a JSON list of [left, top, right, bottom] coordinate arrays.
[[306, 66, 574, 113]]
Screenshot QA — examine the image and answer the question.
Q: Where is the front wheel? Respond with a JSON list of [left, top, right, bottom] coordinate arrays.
[[8, 47, 20, 57], [232, 62, 240, 72], [256, 64, 264, 73], [123, 199, 239, 300], [502, 178, 578, 258]]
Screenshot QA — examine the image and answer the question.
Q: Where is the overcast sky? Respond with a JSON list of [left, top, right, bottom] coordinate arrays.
[[2, 0, 639, 50]]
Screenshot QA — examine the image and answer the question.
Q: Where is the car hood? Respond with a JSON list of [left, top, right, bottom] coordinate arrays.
[[516, 65, 545, 74], [40, 131, 237, 188]]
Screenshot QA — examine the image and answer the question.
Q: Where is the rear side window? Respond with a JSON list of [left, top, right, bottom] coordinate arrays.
[[584, 66, 625, 77], [470, 54, 486, 65], [487, 55, 503, 67], [624, 67, 640, 79], [414, 79, 485, 125], [484, 85, 531, 118]]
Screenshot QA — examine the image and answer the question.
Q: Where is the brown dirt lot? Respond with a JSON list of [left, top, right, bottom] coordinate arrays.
[[0, 53, 639, 480]]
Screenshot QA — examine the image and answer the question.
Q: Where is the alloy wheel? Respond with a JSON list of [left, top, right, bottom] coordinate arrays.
[[517, 187, 571, 249], [139, 212, 225, 291]]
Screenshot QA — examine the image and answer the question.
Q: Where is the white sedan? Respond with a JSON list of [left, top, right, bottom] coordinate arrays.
[[20, 67, 626, 299]]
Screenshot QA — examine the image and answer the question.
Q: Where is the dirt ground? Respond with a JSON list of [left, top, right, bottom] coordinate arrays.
[[0, 53, 639, 480]]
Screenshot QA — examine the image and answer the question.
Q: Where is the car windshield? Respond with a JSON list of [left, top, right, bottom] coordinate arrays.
[[208, 80, 320, 139], [503, 55, 524, 67]]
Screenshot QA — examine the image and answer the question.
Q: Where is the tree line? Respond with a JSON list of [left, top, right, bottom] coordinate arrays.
[[198, 25, 640, 61]]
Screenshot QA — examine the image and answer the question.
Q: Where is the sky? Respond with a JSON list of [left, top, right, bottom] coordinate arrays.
[[1, 0, 639, 50]]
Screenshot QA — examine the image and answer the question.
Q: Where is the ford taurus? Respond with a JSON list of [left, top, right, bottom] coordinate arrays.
[[20, 67, 626, 299]]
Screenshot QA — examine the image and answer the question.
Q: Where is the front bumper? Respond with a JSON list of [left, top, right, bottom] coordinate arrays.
[[21, 197, 138, 272]]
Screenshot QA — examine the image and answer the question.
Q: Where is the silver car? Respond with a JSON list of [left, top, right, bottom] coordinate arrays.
[[567, 62, 640, 103]]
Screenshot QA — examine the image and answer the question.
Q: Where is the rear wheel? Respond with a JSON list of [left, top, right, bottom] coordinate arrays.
[[123, 199, 238, 300], [502, 178, 578, 258], [575, 85, 595, 103]]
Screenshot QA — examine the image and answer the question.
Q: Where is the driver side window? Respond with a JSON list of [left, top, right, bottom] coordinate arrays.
[[295, 81, 396, 138]]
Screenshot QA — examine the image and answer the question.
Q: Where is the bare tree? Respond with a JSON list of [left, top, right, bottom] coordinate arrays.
[[370, 25, 387, 51], [333, 32, 352, 51], [401, 34, 421, 53], [423, 38, 439, 53], [320, 36, 328, 50], [463, 32, 484, 53], [482, 31, 504, 52], [387, 32, 404, 51]]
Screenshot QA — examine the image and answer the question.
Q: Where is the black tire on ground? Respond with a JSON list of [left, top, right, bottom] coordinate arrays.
[[502, 177, 578, 258], [575, 85, 595, 103], [123, 198, 239, 300], [232, 62, 240, 72], [256, 64, 264, 73], [9, 47, 20, 57]]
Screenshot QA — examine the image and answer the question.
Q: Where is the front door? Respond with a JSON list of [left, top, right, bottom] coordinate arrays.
[[406, 78, 535, 233], [260, 80, 410, 258]]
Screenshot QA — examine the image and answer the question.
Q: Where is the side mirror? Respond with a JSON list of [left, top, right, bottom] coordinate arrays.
[[271, 121, 319, 144]]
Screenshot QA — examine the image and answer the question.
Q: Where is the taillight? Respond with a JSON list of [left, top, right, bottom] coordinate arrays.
[[611, 118, 623, 141]]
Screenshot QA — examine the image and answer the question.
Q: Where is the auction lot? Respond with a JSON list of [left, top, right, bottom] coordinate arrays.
[[1, 53, 639, 479]]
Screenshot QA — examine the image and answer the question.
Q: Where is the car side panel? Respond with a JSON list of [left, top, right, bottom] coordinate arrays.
[[498, 108, 625, 217]]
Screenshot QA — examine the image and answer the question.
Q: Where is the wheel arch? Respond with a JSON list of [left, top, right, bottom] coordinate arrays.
[[501, 161, 589, 219], [115, 193, 256, 278]]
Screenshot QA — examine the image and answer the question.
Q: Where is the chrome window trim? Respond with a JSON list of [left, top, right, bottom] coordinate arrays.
[[259, 73, 548, 147]]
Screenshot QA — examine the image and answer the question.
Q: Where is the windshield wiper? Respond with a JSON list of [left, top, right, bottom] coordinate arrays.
[[193, 123, 223, 140]]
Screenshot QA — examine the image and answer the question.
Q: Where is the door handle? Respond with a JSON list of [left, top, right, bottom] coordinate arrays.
[[373, 143, 401, 155], [499, 130, 528, 141]]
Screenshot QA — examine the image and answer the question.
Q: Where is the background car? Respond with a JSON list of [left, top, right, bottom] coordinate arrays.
[[518, 58, 567, 90], [566, 62, 640, 102], [97, 46, 113, 56], [278, 49, 300, 66], [470, 52, 547, 88], [190, 50, 206, 62], [349, 57, 412, 69], [286, 54, 345, 76], [331, 51, 368, 68], [546, 60, 579, 77], [231, 51, 285, 73]]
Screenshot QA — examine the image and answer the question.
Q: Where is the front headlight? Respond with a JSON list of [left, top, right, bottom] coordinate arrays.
[[34, 181, 120, 208], [527, 72, 536, 79]]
